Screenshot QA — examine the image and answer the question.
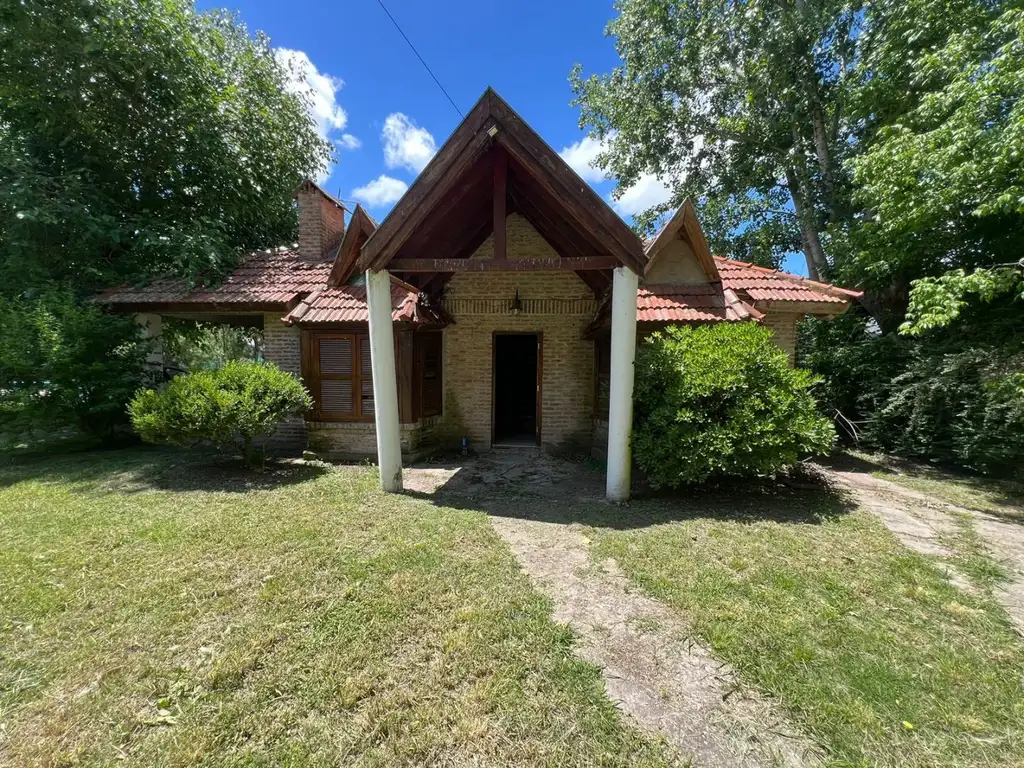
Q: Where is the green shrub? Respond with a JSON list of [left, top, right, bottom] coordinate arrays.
[[633, 323, 835, 487], [800, 301, 1024, 475], [0, 291, 155, 441], [129, 361, 312, 464]]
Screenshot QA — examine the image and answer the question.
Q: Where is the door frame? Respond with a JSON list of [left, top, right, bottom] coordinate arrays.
[[490, 331, 543, 447]]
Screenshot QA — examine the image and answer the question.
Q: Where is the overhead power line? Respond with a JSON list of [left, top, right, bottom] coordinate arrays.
[[374, 0, 464, 119]]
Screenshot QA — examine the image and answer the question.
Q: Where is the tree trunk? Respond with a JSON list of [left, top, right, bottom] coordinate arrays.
[[785, 167, 828, 281]]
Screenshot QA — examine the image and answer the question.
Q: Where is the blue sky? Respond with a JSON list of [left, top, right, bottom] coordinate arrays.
[[200, 0, 807, 275]]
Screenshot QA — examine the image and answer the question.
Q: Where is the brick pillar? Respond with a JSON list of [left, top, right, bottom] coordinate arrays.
[[296, 180, 345, 261], [263, 313, 307, 453]]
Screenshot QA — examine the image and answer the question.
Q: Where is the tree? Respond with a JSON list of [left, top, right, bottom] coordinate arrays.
[[851, 3, 1024, 330], [570, 0, 863, 277], [0, 0, 330, 437]]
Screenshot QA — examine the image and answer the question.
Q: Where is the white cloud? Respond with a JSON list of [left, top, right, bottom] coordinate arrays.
[[559, 134, 611, 183], [382, 113, 437, 173], [338, 133, 362, 150], [275, 48, 349, 139], [351, 175, 409, 208], [610, 173, 674, 216]]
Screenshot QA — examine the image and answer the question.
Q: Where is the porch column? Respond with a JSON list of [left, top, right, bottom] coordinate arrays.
[[366, 268, 403, 492], [606, 266, 638, 502]]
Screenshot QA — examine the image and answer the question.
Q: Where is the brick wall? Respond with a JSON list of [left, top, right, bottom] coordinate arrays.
[[263, 313, 307, 452], [307, 417, 440, 462], [296, 181, 345, 261], [442, 214, 599, 454], [644, 237, 709, 284], [760, 311, 800, 363]]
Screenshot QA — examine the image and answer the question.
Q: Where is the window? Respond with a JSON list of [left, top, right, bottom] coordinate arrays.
[[418, 332, 443, 418], [595, 337, 611, 419], [311, 332, 374, 421]]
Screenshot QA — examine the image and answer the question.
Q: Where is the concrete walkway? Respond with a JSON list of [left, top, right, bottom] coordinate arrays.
[[405, 452, 821, 767], [827, 467, 1024, 634]]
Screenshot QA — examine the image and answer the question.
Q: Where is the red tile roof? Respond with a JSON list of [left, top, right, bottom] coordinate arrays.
[[98, 249, 331, 308], [282, 277, 448, 326], [637, 284, 762, 323], [715, 257, 861, 305]]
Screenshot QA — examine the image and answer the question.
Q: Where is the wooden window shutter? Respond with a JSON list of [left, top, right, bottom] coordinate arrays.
[[360, 335, 374, 415], [311, 333, 373, 421]]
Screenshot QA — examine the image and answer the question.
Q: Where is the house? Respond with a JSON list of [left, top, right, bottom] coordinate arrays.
[[101, 88, 860, 500]]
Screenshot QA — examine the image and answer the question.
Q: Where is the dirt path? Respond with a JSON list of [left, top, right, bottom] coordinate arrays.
[[406, 454, 820, 767], [827, 467, 1024, 634], [490, 514, 820, 768]]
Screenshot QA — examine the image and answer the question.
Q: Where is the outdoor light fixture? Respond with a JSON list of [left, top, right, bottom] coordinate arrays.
[[510, 289, 523, 315], [487, 125, 499, 138]]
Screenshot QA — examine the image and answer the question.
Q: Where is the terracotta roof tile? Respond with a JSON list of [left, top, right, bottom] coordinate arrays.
[[282, 277, 448, 326], [715, 257, 861, 304], [98, 249, 330, 307], [638, 284, 762, 323]]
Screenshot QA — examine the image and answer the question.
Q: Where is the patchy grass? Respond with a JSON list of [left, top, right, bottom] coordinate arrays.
[[846, 450, 1024, 522], [581, 486, 1024, 768], [939, 512, 1011, 592], [0, 447, 674, 767]]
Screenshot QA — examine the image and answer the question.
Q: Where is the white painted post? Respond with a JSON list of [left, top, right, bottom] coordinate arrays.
[[366, 269, 403, 492], [606, 266, 639, 502]]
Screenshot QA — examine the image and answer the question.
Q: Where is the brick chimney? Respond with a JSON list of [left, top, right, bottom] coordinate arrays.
[[296, 179, 346, 261]]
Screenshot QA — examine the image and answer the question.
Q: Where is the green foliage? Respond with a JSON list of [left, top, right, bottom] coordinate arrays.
[[0, 292, 154, 440], [845, 3, 1024, 314], [0, 0, 330, 294], [801, 308, 1024, 474], [633, 324, 835, 487], [163, 320, 263, 372], [901, 266, 1024, 335], [0, 0, 328, 438], [872, 348, 1024, 475], [129, 361, 312, 464], [571, 0, 861, 275]]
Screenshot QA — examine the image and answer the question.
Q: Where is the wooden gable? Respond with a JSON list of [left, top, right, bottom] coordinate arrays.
[[328, 204, 377, 287], [355, 89, 645, 294]]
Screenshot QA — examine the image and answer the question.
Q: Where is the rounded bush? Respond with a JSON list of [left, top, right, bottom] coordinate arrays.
[[633, 323, 835, 487], [129, 361, 312, 463]]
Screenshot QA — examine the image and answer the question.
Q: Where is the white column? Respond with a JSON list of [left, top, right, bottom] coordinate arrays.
[[606, 266, 639, 502], [366, 269, 403, 492]]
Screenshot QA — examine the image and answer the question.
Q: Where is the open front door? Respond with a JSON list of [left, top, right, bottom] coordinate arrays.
[[492, 332, 542, 447]]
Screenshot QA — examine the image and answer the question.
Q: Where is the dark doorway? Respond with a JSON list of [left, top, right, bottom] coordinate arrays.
[[492, 333, 541, 445]]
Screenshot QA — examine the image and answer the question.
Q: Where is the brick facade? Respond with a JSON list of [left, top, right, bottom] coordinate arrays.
[[442, 214, 599, 454], [760, 311, 800, 363], [296, 182, 345, 261], [262, 313, 307, 452]]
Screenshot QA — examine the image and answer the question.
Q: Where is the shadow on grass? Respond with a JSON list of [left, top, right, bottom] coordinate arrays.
[[403, 453, 856, 531], [0, 443, 330, 495]]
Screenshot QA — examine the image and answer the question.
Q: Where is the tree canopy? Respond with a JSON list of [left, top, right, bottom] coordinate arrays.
[[0, 0, 330, 438], [0, 0, 331, 295], [575, 0, 1024, 472]]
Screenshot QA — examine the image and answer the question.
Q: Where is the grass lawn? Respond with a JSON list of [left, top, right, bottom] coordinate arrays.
[[0, 447, 673, 767], [578, 485, 1024, 768]]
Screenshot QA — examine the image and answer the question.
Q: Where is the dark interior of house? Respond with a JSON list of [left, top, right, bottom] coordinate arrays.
[[493, 333, 538, 444]]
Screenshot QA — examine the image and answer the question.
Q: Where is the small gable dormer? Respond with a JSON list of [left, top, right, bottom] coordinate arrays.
[[643, 199, 720, 286]]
